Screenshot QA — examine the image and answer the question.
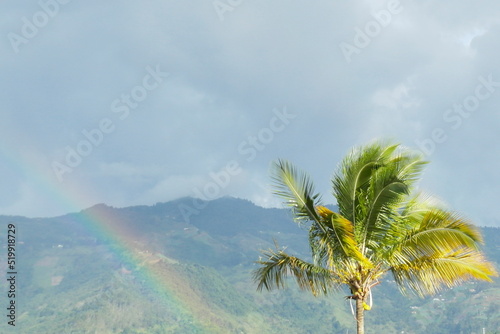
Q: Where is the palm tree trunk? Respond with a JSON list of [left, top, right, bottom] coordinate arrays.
[[355, 297, 364, 334]]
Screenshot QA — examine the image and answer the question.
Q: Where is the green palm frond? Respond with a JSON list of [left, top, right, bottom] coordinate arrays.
[[363, 151, 427, 245], [415, 209, 483, 243], [375, 193, 442, 251], [253, 245, 339, 296], [313, 206, 371, 268], [389, 209, 483, 264], [271, 159, 321, 225], [391, 249, 498, 296], [400, 193, 442, 225], [270, 160, 370, 282], [393, 153, 428, 185], [389, 207, 497, 296], [332, 142, 398, 225]]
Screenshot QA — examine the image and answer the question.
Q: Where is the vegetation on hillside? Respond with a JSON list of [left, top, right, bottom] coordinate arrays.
[[0, 195, 498, 333]]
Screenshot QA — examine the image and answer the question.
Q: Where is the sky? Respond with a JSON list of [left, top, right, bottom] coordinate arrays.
[[0, 1, 499, 226]]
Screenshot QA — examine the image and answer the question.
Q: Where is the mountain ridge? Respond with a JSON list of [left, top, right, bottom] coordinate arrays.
[[0, 196, 498, 333]]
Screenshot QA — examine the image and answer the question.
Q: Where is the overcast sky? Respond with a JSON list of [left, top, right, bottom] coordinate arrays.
[[1, 1, 499, 226]]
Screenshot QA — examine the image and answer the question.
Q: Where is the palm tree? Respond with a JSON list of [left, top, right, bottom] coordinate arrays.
[[253, 141, 497, 334]]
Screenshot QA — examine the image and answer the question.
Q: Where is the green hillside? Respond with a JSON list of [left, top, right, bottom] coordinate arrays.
[[0, 197, 498, 333]]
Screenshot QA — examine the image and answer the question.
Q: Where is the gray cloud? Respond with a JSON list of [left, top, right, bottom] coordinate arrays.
[[0, 1, 499, 226]]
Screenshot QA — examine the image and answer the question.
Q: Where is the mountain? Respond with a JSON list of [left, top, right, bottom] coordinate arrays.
[[0, 197, 499, 333]]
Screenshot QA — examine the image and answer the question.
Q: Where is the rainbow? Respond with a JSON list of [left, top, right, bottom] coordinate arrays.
[[0, 141, 216, 331]]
